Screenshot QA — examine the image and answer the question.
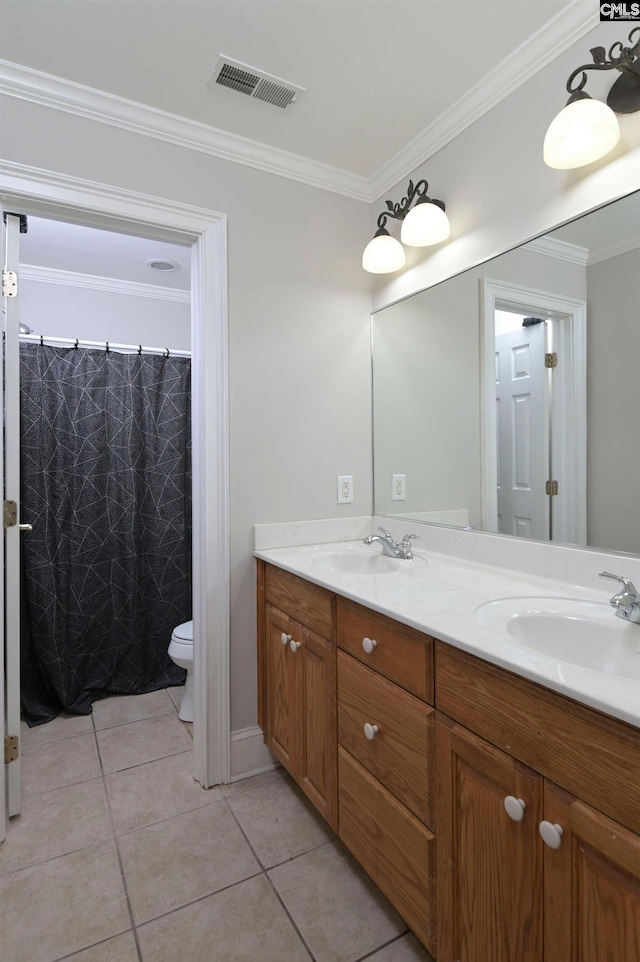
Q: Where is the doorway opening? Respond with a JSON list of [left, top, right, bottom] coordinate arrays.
[[481, 278, 587, 546], [18, 216, 194, 727], [1, 171, 229, 839]]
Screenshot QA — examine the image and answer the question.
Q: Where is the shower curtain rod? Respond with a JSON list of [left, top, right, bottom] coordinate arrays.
[[19, 333, 191, 358]]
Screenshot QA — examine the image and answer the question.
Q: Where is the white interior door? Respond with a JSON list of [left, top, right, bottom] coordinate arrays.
[[2, 211, 25, 825], [495, 322, 548, 540]]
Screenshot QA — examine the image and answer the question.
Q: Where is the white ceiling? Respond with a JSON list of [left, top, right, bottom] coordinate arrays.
[[1, 0, 588, 183], [19, 217, 192, 289], [2, 0, 609, 283]]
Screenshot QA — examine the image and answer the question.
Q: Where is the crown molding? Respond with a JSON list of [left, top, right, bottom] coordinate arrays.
[[0, 60, 371, 203], [369, 1, 599, 199], [587, 233, 640, 265], [525, 232, 640, 266], [0, 2, 597, 207], [525, 236, 589, 266], [20, 263, 190, 302]]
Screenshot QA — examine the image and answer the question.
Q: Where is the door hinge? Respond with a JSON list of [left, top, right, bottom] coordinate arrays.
[[545, 352, 558, 368], [546, 480, 559, 496], [5, 735, 19, 764], [2, 270, 17, 297], [3, 500, 17, 529]]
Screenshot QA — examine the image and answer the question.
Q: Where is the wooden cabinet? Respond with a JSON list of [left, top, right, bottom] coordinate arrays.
[[258, 562, 640, 962], [543, 782, 640, 962], [261, 562, 337, 830], [436, 714, 544, 962], [436, 644, 640, 962], [336, 597, 437, 956]]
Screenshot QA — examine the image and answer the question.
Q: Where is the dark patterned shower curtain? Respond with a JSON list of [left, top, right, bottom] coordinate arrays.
[[19, 343, 192, 725]]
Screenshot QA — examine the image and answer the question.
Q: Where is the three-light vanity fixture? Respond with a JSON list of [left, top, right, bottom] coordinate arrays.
[[544, 27, 640, 169], [362, 178, 450, 274]]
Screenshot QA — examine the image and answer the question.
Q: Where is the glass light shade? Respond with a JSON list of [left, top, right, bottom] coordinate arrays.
[[543, 97, 620, 170], [400, 201, 451, 247], [362, 232, 406, 273]]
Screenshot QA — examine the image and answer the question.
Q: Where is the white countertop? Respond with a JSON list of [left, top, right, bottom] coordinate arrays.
[[255, 541, 640, 730]]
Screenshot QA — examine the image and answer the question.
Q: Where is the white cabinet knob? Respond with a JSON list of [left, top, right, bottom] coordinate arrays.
[[504, 796, 527, 821], [362, 637, 378, 654], [363, 723, 379, 740], [280, 632, 291, 646], [289, 640, 301, 652], [539, 821, 564, 849]]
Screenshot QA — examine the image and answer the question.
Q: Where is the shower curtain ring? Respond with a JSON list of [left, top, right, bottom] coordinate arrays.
[[138, 344, 142, 355], [74, 339, 79, 349], [105, 342, 109, 353], [40, 335, 44, 346], [165, 348, 170, 358]]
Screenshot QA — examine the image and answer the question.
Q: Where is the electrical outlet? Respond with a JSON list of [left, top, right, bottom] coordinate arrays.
[[392, 474, 406, 501], [337, 475, 353, 504]]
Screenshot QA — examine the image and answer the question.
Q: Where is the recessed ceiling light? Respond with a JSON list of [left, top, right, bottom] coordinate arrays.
[[146, 258, 179, 272]]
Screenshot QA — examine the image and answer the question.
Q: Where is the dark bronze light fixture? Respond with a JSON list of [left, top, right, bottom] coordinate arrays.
[[544, 27, 640, 169], [362, 178, 450, 274]]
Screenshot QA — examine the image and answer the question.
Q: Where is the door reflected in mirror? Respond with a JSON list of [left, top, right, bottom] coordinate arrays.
[[372, 191, 640, 556]]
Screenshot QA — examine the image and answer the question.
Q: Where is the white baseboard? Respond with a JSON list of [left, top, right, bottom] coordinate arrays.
[[229, 726, 278, 782]]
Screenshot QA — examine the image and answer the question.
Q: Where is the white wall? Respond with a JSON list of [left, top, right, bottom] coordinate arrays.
[[371, 22, 640, 312], [19, 277, 191, 350], [0, 94, 373, 732], [587, 248, 640, 554]]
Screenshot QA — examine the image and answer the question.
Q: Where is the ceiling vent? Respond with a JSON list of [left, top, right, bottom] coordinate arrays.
[[208, 55, 304, 110]]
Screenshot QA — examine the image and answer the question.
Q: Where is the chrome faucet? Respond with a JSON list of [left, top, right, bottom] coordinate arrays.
[[363, 527, 420, 560], [599, 571, 640, 625]]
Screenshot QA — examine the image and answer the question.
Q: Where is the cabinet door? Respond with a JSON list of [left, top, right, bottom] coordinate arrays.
[[436, 713, 543, 962], [265, 604, 301, 778], [299, 625, 337, 830], [544, 782, 640, 962]]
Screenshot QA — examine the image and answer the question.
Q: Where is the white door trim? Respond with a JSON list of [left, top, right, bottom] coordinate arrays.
[[0, 160, 230, 787], [480, 277, 587, 547]]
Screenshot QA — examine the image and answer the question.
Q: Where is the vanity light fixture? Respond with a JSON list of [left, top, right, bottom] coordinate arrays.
[[362, 178, 450, 274], [544, 28, 640, 170]]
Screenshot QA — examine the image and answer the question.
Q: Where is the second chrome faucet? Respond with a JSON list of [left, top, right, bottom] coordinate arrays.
[[363, 527, 419, 560]]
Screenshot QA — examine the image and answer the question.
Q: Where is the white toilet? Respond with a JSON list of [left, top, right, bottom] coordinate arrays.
[[168, 620, 194, 722]]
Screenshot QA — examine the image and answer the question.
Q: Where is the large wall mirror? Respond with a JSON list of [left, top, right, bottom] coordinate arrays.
[[372, 191, 640, 556]]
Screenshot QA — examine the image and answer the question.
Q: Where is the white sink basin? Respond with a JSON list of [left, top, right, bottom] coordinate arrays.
[[475, 596, 640, 680], [310, 544, 399, 574], [307, 543, 427, 576]]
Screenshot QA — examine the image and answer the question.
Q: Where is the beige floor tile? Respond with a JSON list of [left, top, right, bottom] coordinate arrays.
[[166, 685, 184, 711], [22, 731, 101, 796], [97, 712, 192, 774], [220, 766, 284, 797], [366, 933, 434, 961], [226, 770, 332, 867], [0, 841, 129, 962], [0, 777, 111, 874], [20, 712, 93, 749], [268, 840, 406, 962], [92, 689, 175, 730], [61, 931, 139, 962], [118, 801, 260, 923], [106, 750, 221, 835], [137, 874, 311, 962]]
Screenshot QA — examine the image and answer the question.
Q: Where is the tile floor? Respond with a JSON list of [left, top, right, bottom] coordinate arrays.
[[0, 688, 433, 962]]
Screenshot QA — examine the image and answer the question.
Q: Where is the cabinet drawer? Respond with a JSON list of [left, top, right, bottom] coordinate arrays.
[[338, 650, 433, 826], [265, 564, 335, 640], [337, 597, 433, 702], [338, 746, 436, 957], [436, 642, 640, 835]]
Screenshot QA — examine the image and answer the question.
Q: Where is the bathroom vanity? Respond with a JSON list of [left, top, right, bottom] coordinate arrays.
[[256, 546, 640, 962]]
